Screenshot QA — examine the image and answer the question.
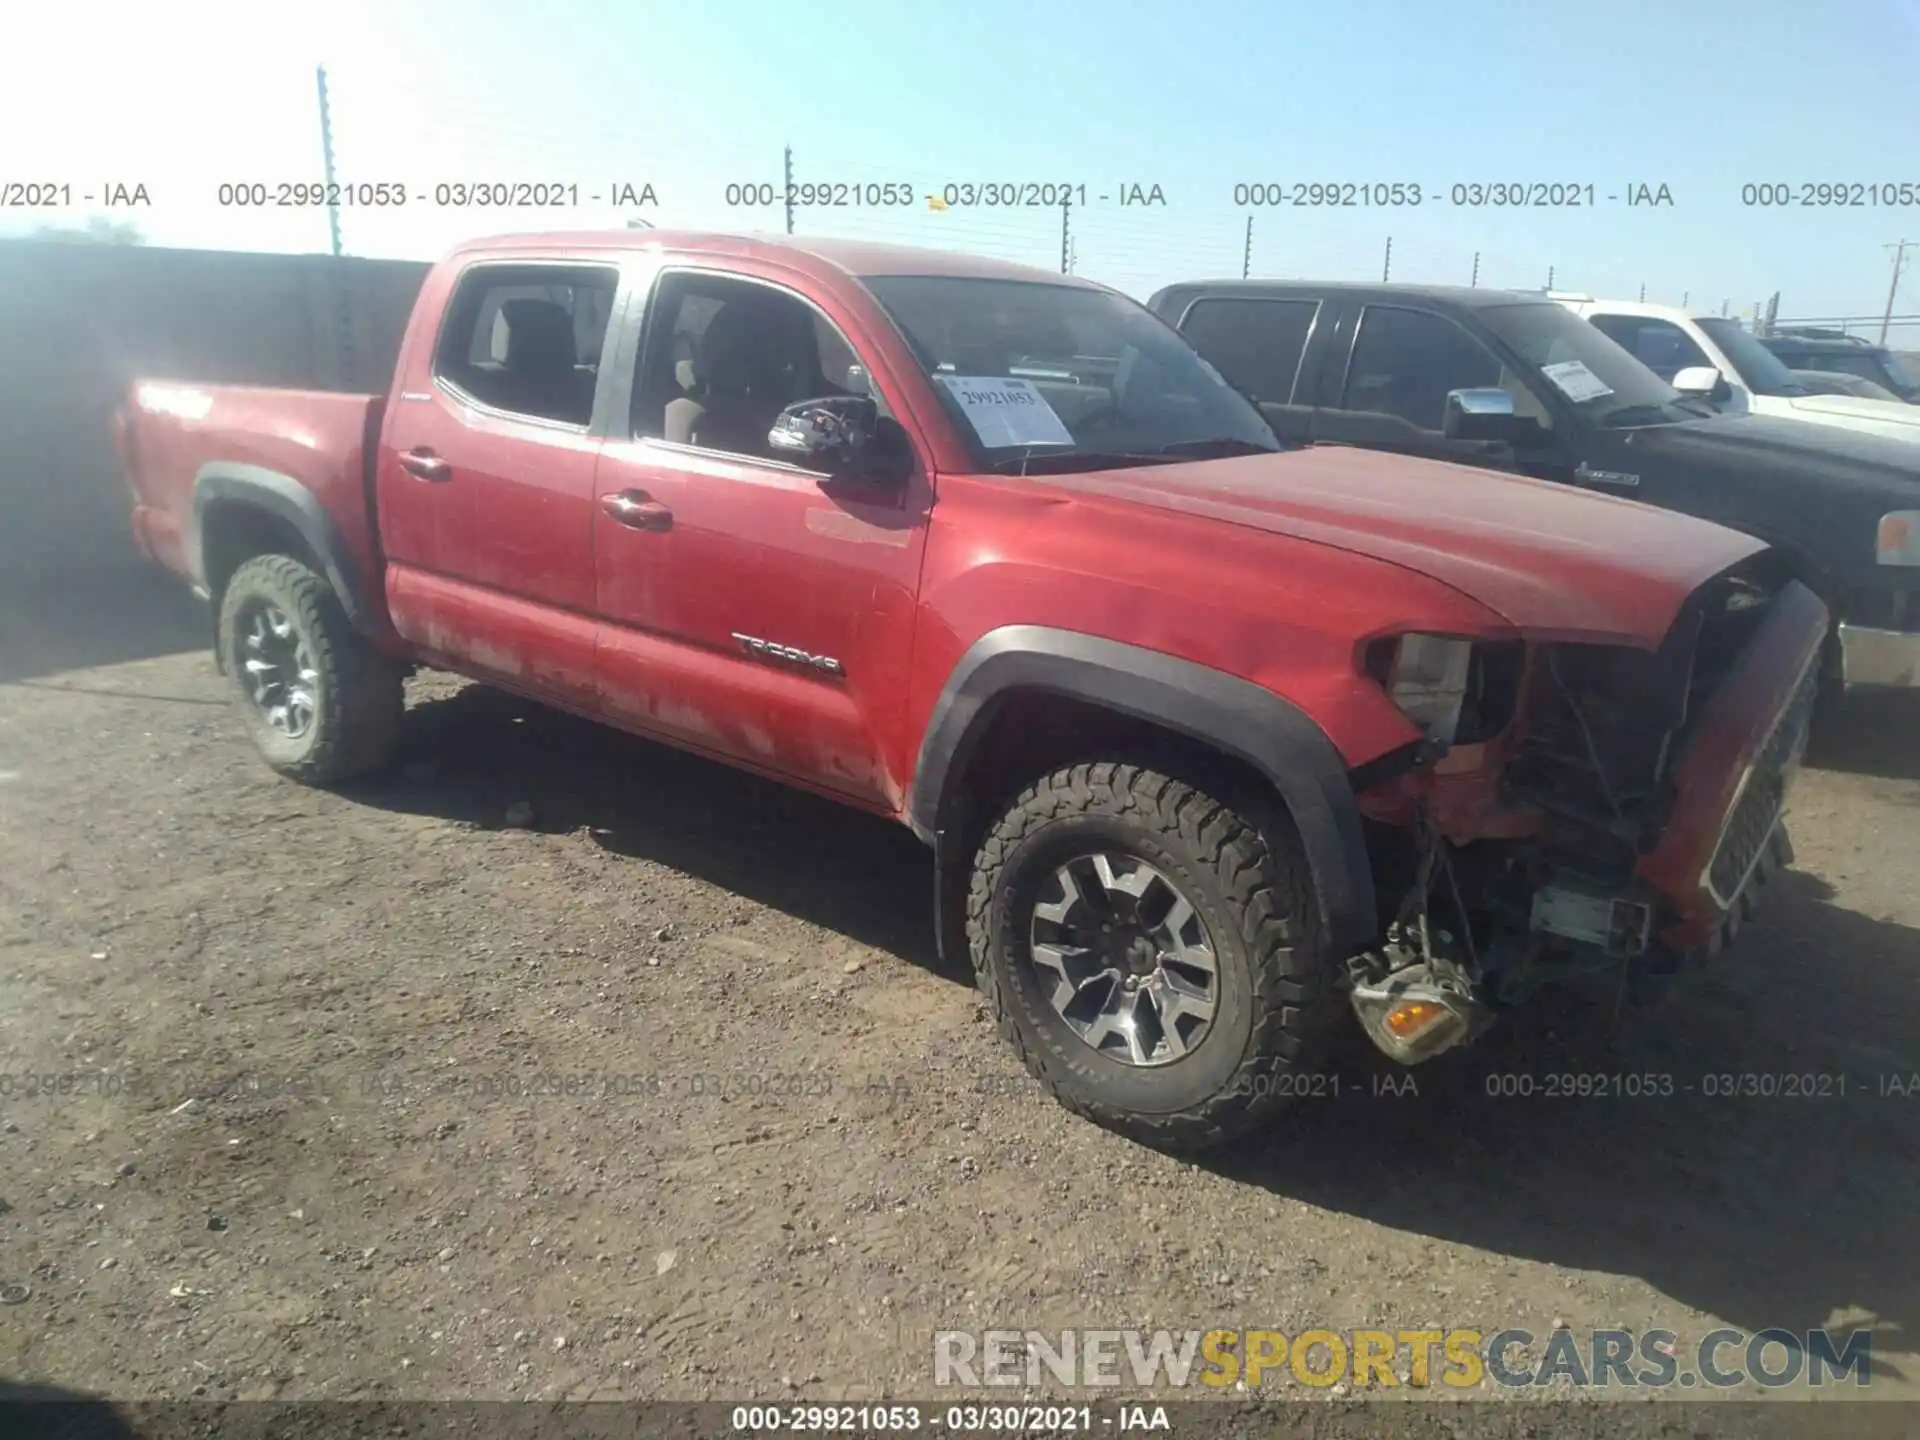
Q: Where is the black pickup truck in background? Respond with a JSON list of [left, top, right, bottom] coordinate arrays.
[[1758, 329, 1920, 405], [1150, 281, 1920, 696]]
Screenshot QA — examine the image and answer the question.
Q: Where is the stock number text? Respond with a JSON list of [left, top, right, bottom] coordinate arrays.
[[723, 181, 916, 208], [218, 182, 408, 207], [1234, 182, 1423, 207], [1742, 182, 1920, 207]]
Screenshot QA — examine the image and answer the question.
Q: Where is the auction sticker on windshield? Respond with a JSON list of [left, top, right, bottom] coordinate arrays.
[[1541, 360, 1614, 403], [937, 375, 1076, 448]]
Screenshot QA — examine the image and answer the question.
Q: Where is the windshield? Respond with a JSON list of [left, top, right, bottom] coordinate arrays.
[[1478, 302, 1700, 427], [1696, 318, 1806, 396], [859, 275, 1280, 469]]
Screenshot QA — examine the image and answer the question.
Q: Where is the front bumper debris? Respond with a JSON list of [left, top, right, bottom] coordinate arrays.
[[1636, 580, 1827, 949]]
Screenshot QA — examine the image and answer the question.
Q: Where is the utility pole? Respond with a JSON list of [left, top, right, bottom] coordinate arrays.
[[1242, 215, 1252, 280], [1546, 264, 1555, 290], [1881, 240, 1912, 345], [314, 65, 353, 391], [783, 146, 795, 235], [1381, 236, 1392, 283], [1060, 194, 1072, 274], [316, 66, 342, 259], [1470, 252, 1479, 287], [1638, 282, 1646, 302], [1682, 290, 1689, 307], [1721, 299, 1730, 316]]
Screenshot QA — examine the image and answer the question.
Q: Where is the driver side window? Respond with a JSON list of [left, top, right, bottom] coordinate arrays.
[[1342, 306, 1506, 432], [632, 272, 869, 464]]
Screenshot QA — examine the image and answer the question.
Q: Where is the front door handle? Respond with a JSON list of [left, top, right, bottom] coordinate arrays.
[[398, 448, 450, 482], [600, 490, 673, 531]]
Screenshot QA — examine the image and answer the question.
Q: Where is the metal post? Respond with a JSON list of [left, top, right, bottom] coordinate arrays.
[[783, 146, 795, 235], [1639, 283, 1646, 302], [1061, 195, 1071, 274], [315, 66, 354, 390], [1242, 215, 1252, 280], [316, 67, 342, 259], [1381, 236, 1391, 283], [1881, 241, 1911, 345], [1470, 252, 1478, 287], [1682, 291, 1689, 307], [1546, 265, 1555, 290]]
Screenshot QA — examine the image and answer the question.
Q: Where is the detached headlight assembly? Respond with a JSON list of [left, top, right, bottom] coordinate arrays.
[[1878, 511, 1920, 566], [1366, 634, 1476, 746], [1364, 634, 1527, 748]]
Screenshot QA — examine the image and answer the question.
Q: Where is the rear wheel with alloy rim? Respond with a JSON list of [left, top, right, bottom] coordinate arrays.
[[968, 758, 1338, 1151], [217, 554, 403, 784], [234, 599, 320, 741]]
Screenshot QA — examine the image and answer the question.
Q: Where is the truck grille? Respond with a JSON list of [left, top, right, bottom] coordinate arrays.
[[1703, 661, 1818, 909]]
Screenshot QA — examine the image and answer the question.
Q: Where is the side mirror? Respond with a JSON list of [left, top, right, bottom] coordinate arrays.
[[1671, 366, 1727, 401], [1442, 388, 1535, 444], [768, 394, 905, 484]]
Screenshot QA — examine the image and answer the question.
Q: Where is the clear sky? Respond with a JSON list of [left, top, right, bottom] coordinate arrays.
[[5, 0, 1919, 325]]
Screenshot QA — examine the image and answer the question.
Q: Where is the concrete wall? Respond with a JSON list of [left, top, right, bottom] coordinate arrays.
[[0, 240, 428, 593]]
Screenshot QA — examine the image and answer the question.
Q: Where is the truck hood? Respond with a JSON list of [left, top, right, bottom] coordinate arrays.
[[1782, 390, 1920, 438], [1038, 446, 1764, 646]]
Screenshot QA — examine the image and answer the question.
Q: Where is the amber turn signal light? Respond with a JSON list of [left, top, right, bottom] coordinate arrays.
[[1384, 1000, 1448, 1038]]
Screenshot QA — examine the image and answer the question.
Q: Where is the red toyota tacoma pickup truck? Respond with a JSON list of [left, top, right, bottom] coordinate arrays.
[[119, 230, 1826, 1150]]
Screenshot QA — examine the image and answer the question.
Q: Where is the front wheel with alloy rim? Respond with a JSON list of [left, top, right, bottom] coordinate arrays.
[[967, 759, 1338, 1151], [217, 554, 404, 784]]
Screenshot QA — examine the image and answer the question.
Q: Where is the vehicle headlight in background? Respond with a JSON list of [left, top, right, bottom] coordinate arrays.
[[1877, 511, 1920, 566], [1367, 634, 1476, 746]]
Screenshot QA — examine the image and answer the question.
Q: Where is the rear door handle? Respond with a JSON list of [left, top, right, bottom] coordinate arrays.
[[601, 490, 673, 531], [398, 448, 451, 482]]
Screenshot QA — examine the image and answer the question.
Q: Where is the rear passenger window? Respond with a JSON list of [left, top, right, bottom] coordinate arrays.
[[434, 263, 620, 426], [1342, 306, 1503, 431], [1177, 298, 1318, 404]]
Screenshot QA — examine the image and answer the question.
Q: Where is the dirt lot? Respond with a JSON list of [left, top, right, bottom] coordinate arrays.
[[1, 620, 1917, 1419]]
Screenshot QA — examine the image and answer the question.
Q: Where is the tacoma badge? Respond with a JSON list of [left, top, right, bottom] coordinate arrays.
[[731, 632, 844, 676]]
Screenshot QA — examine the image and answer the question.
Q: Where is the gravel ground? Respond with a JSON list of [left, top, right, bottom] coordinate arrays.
[[0, 637, 1916, 1426]]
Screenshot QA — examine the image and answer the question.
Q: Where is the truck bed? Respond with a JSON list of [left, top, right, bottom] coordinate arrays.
[[120, 381, 387, 597]]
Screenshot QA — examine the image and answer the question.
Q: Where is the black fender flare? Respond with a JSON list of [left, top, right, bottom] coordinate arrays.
[[190, 464, 378, 634], [910, 625, 1378, 956]]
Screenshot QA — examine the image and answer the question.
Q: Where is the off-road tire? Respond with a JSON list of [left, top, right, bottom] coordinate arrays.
[[967, 759, 1340, 1152], [217, 554, 403, 784]]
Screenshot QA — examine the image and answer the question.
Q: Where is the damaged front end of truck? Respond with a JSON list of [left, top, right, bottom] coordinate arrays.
[[1345, 553, 1828, 1065]]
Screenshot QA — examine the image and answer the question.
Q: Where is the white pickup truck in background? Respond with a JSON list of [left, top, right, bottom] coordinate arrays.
[[1554, 295, 1920, 445]]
